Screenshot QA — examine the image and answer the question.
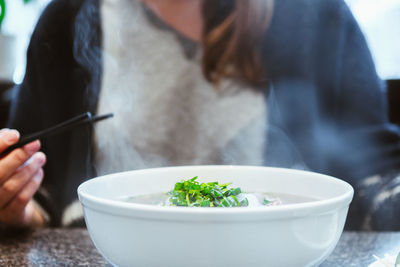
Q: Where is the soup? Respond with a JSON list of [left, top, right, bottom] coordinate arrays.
[[120, 192, 316, 207], [116, 176, 317, 207]]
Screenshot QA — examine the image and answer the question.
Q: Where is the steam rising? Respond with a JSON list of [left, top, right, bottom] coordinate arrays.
[[73, 0, 103, 114], [71, 0, 398, 187]]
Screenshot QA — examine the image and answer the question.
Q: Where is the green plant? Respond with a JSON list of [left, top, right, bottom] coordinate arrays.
[[0, 0, 5, 28], [0, 0, 33, 30]]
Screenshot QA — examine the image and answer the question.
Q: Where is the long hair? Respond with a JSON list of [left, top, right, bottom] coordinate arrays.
[[202, 0, 274, 87]]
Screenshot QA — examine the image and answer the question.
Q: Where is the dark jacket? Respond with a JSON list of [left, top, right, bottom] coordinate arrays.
[[7, 0, 400, 229]]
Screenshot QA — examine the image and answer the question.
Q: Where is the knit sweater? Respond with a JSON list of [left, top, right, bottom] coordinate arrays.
[[95, 0, 267, 176], [7, 0, 400, 229]]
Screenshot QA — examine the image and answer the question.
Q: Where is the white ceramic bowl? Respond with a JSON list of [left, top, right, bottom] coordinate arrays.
[[78, 165, 353, 267]]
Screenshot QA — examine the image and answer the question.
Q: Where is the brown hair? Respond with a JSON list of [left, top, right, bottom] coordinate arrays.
[[202, 0, 274, 87]]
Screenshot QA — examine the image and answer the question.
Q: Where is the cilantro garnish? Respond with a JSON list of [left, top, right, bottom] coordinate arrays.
[[167, 177, 249, 207]]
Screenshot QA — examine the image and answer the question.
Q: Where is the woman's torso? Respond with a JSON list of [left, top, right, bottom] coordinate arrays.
[[93, 0, 268, 176]]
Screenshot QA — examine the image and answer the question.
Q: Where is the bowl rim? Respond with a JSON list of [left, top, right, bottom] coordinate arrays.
[[77, 165, 354, 221]]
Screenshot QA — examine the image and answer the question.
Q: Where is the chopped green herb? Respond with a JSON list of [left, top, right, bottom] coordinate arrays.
[[167, 177, 249, 207], [263, 198, 273, 205], [239, 198, 249, 206]]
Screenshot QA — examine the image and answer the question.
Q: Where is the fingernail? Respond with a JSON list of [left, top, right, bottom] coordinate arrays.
[[35, 152, 46, 165], [25, 140, 40, 153], [0, 129, 20, 145]]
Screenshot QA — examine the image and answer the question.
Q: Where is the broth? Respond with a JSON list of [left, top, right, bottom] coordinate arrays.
[[118, 192, 316, 207]]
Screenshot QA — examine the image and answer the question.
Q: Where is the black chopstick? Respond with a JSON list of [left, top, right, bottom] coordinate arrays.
[[1, 112, 114, 157]]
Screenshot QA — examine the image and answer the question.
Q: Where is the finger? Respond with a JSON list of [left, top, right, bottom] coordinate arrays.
[[0, 129, 20, 152], [2, 168, 44, 220], [0, 140, 41, 185], [0, 152, 46, 208]]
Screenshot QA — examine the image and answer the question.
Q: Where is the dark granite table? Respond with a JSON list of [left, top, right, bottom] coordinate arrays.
[[0, 229, 399, 266]]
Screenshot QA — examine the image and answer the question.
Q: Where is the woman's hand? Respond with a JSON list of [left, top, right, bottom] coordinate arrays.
[[0, 129, 46, 228]]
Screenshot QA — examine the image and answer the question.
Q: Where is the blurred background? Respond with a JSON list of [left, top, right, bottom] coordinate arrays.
[[0, 0, 399, 126], [0, 0, 51, 127]]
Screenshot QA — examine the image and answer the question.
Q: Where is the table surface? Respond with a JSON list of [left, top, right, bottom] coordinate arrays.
[[0, 229, 399, 266]]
